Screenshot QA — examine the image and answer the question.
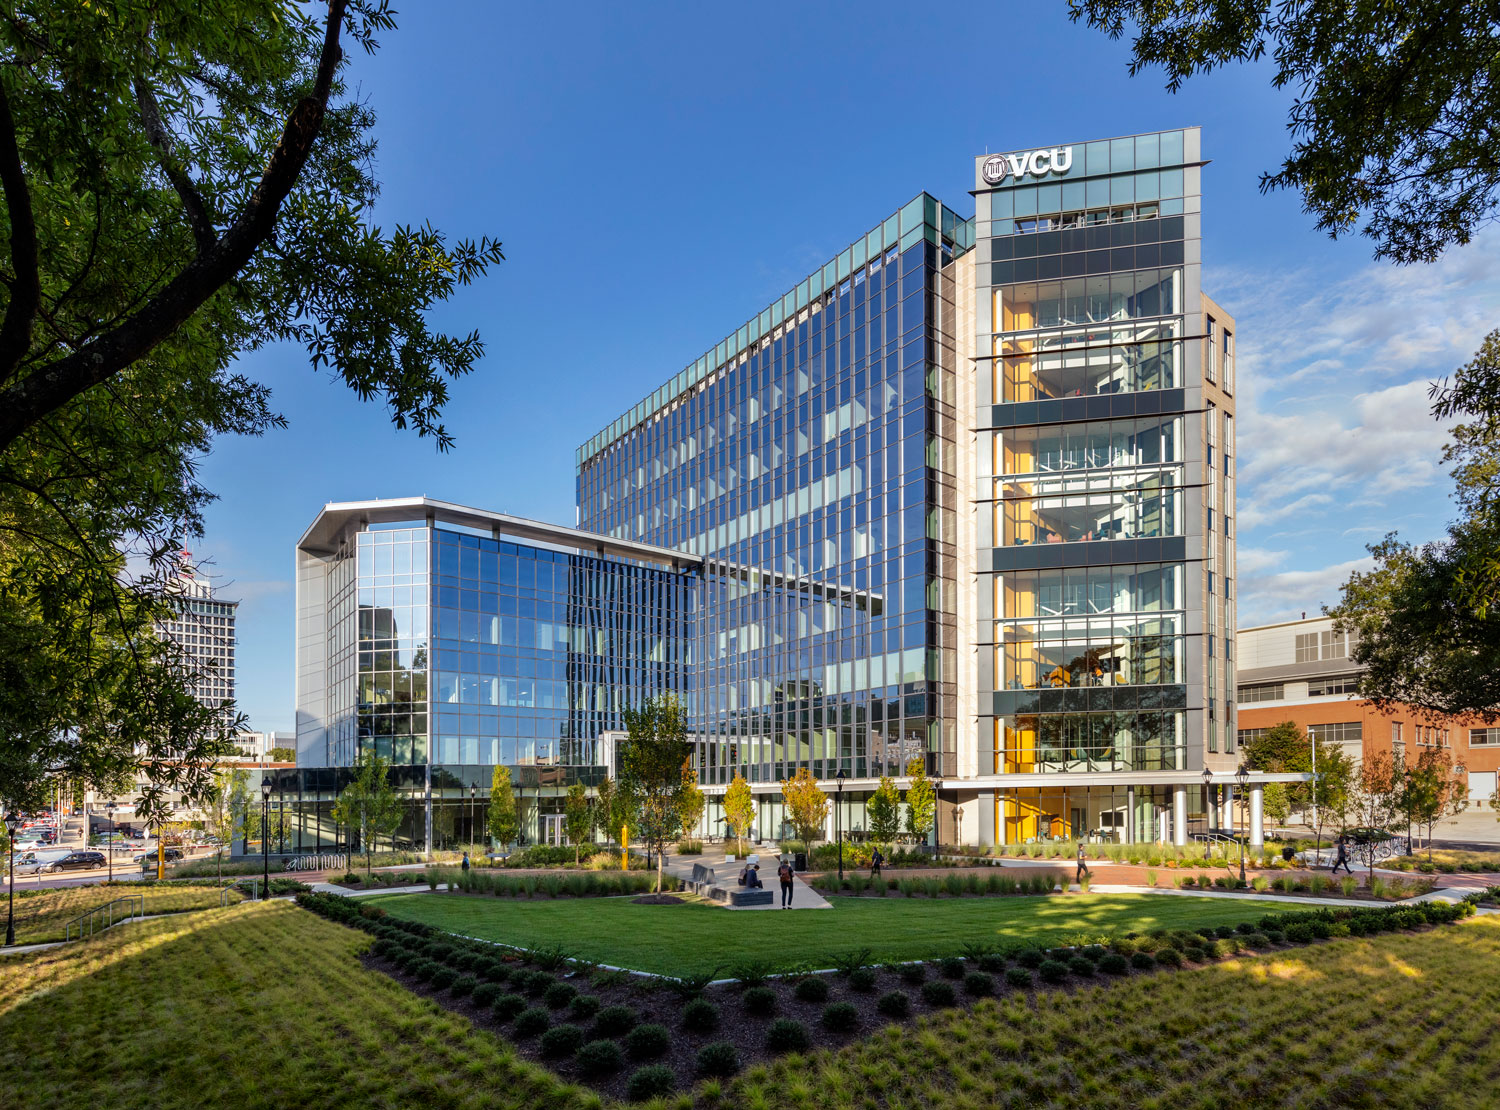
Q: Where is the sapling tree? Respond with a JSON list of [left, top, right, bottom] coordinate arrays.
[[331, 750, 402, 875], [724, 773, 754, 855], [780, 767, 828, 847], [1403, 748, 1470, 861], [677, 758, 706, 845], [487, 765, 518, 853], [617, 694, 693, 893], [563, 782, 591, 865], [867, 775, 901, 843], [904, 758, 937, 847]]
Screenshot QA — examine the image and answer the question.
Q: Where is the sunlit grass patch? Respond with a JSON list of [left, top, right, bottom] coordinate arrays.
[[3, 883, 242, 945]]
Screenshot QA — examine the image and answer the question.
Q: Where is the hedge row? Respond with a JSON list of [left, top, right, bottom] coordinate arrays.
[[428, 868, 680, 898]]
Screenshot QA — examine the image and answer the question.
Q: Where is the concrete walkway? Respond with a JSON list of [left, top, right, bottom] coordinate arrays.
[[309, 881, 431, 898], [661, 852, 832, 910]]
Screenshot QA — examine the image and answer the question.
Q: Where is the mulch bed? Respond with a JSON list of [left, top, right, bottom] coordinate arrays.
[[360, 940, 1264, 1100]]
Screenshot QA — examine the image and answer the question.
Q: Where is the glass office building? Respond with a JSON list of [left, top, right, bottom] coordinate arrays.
[[287, 129, 1278, 854]]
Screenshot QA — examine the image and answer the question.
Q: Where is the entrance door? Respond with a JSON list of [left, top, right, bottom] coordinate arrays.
[[543, 814, 565, 846]]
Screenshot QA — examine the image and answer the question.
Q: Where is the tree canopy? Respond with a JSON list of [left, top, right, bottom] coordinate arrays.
[[0, 2, 502, 821], [1070, 0, 1500, 262], [618, 694, 693, 891], [330, 750, 402, 874]]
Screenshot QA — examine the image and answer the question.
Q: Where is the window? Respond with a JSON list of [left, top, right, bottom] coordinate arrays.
[[1205, 316, 1217, 383], [1308, 722, 1362, 748], [1238, 727, 1266, 748], [1471, 728, 1500, 746], [1308, 674, 1360, 697], [1296, 629, 1353, 663], [1391, 722, 1403, 746], [1238, 683, 1284, 704]]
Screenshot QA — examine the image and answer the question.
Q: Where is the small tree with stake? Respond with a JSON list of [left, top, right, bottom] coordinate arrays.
[[563, 782, 591, 864], [617, 695, 693, 893], [904, 758, 937, 847], [677, 759, 706, 845], [487, 765, 519, 853], [724, 773, 754, 855], [780, 767, 828, 847], [1403, 748, 1469, 861], [867, 775, 901, 843], [330, 750, 402, 875]]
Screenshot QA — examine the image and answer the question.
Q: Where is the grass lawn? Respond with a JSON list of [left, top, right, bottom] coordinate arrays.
[[0, 901, 590, 1110], [4, 883, 243, 945], [364, 891, 1304, 975], [726, 917, 1500, 1110]]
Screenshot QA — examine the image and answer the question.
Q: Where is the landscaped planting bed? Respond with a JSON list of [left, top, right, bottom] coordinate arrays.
[[424, 866, 681, 898], [300, 890, 1477, 1102]]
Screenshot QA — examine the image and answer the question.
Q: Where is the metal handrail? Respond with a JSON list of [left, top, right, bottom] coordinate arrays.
[[64, 894, 145, 943]]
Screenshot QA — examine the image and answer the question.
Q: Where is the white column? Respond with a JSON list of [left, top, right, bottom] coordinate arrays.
[[1207, 784, 1218, 831], [1222, 785, 1235, 831], [1172, 786, 1187, 846], [1125, 785, 1136, 844], [1250, 784, 1264, 849]]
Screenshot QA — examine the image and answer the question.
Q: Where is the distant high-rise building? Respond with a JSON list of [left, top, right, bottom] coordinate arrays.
[[159, 551, 238, 709]]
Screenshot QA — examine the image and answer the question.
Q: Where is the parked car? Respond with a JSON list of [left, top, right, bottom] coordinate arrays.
[[15, 850, 70, 875], [42, 850, 107, 873], [132, 847, 184, 865]]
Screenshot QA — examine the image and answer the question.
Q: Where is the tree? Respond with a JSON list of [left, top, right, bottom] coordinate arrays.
[[563, 782, 592, 865], [487, 765, 519, 853], [330, 750, 402, 875], [0, 2, 503, 827], [1243, 721, 1310, 776], [617, 695, 693, 893], [724, 773, 754, 855], [677, 759, 706, 845], [867, 775, 901, 843], [268, 747, 296, 764], [1069, 1, 1500, 263], [1403, 748, 1470, 861], [780, 767, 828, 847], [904, 758, 936, 846], [595, 776, 630, 850], [1263, 782, 1292, 830], [205, 766, 247, 887], [1309, 739, 1357, 859], [1348, 751, 1404, 881]]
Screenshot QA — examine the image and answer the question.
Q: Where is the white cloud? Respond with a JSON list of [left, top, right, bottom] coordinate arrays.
[[1237, 553, 1374, 628]]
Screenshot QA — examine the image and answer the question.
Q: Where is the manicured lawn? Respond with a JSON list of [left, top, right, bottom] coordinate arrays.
[[364, 891, 1305, 975], [726, 917, 1500, 1110], [0, 901, 588, 1110], [3, 883, 243, 945]]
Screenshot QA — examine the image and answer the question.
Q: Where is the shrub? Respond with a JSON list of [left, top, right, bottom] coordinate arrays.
[[822, 1001, 859, 1032], [1285, 923, 1315, 944], [848, 966, 878, 992], [513, 1006, 550, 1038], [1245, 932, 1272, 949], [569, 994, 601, 1021], [450, 974, 476, 998], [1264, 929, 1286, 945], [696, 1041, 741, 1078], [493, 992, 527, 1021], [472, 981, 501, 1008], [477, 960, 510, 983], [1038, 959, 1070, 984], [539, 1023, 585, 1058], [921, 980, 957, 1006], [1068, 956, 1095, 977], [1183, 945, 1208, 963], [765, 1018, 811, 1053], [1016, 948, 1045, 969], [429, 967, 456, 990], [626, 1064, 676, 1102], [1099, 953, 1130, 976], [977, 952, 1007, 974], [624, 1022, 672, 1058], [682, 996, 720, 1033], [876, 991, 911, 1018], [516, 970, 552, 996], [1155, 947, 1183, 968], [940, 956, 966, 979], [593, 1004, 639, 1036], [742, 987, 777, 1015], [1005, 966, 1033, 989], [793, 977, 830, 1003], [963, 971, 994, 996], [1130, 951, 1156, 970], [543, 980, 577, 1009], [575, 1039, 625, 1077], [899, 962, 927, 984]]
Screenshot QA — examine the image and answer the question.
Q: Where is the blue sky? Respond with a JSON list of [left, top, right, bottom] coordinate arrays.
[[198, 4, 1500, 733]]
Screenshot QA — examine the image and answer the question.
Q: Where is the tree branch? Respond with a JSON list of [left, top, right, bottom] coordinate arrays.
[[0, 77, 40, 384], [133, 76, 216, 254], [0, 0, 349, 454]]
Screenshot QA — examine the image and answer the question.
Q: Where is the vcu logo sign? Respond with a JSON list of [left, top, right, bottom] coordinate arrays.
[[981, 147, 1074, 185]]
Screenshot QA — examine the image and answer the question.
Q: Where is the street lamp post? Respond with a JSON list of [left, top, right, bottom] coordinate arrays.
[[4, 811, 20, 946], [106, 802, 116, 884], [1201, 765, 1213, 841], [260, 778, 272, 900], [470, 784, 477, 855], [835, 769, 847, 882], [1235, 763, 1249, 883]]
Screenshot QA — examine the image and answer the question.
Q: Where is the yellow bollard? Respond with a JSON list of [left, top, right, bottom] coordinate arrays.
[[621, 824, 628, 871]]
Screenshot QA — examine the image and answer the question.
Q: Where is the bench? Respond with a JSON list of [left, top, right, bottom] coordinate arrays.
[[726, 887, 774, 907]]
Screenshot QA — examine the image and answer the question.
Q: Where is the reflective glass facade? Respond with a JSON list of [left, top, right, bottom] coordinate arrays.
[[576, 196, 970, 783]]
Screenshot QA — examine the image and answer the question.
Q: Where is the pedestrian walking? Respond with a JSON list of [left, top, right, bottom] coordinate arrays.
[[461, 851, 471, 872], [870, 847, 884, 879], [1076, 842, 1090, 884], [1331, 837, 1351, 875], [777, 857, 795, 908]]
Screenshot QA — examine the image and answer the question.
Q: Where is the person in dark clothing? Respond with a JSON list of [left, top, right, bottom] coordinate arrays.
[[1076, 842, 1090, 884], [747, 863, 763, 888], [1331, 837, 1352, 875], [461, 851, 471, 872], [870, 847, 884, 878], [777, 857, 795, 907]]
